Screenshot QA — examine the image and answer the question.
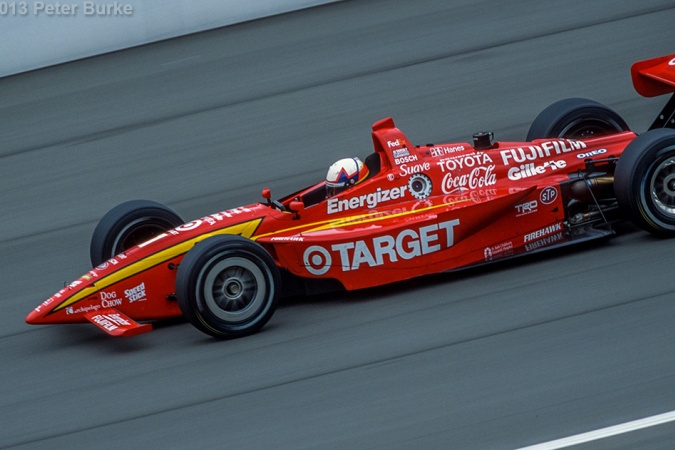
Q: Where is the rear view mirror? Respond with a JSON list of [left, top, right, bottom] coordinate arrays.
[[289, 201, 305, 212]]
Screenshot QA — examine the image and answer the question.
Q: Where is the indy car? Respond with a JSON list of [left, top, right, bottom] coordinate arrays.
[[26, 53, 675, 339]]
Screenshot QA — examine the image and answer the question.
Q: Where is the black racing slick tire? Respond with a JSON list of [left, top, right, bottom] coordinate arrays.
[[175, 235, 280, 339], [526, 98, 630, 141], [90, 200, 184, 267], [615, 128, 675, 236]]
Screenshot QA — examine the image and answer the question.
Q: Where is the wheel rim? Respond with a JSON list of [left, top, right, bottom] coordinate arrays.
[[649, 156, 675, 217], [113, 218, 170, 254], [201, 257, 267, 323], [559, 118, 622, 139]]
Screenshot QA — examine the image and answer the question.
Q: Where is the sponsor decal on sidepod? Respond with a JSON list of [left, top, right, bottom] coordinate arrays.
[[576, 148, 607, 159], [500, 140, 587, 165], [523, 223, 562, 242], [303, 218, 460, 275], [515, 200, 538, 217]]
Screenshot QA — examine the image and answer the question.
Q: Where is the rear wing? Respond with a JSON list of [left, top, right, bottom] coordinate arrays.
[[631, 54, 675, 97], [631, 54, 675, 130]]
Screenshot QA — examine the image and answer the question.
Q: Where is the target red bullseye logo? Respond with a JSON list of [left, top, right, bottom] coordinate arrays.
[[303, 245, 332, 275]]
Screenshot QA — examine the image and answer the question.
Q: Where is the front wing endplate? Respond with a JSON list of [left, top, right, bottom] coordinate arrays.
[[84, 308, 153, 337]]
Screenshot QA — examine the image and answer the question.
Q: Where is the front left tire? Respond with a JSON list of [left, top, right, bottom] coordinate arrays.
[[175, 235, 280, 339]]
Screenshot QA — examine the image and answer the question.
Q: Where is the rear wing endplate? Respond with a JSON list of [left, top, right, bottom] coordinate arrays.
[[631, 54, 675, 130]]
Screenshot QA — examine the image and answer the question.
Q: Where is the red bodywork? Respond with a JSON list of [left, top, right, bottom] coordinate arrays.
[[25, 53, 675, 337]]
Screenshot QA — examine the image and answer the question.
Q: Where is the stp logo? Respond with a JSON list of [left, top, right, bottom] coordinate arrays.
[[540, 186, 558, 205]]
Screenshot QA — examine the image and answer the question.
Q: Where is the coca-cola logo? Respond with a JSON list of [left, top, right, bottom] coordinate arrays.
[[442, 165, 497, 194]]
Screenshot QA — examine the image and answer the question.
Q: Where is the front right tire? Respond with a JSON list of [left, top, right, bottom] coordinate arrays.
[[90, 200, 184, 267]]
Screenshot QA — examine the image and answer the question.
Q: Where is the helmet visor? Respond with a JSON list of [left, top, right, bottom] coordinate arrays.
[[326, 183, 347, 198]]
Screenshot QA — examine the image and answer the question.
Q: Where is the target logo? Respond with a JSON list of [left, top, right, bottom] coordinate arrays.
[[301, 219, 460, 275], [175, 220, 202, 232], [303, 245, 332, 275]]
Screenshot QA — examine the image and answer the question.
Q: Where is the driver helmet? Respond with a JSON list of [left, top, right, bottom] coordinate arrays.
[[325, 157, 369, 197]]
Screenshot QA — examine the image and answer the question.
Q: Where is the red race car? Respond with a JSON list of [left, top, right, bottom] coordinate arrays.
[[26, 53, 675, 339]]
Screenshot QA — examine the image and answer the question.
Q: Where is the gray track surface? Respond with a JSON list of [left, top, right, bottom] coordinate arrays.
[[2, 1, 675, 448]]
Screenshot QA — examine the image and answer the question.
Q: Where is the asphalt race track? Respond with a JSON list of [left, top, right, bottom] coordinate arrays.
[[2, 1, 675, 448]]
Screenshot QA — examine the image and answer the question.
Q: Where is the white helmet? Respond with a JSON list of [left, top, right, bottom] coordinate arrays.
[[325, 157, 369, 197]]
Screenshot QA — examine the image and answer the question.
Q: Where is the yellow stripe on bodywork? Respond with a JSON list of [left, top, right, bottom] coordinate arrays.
[[53, 218, 263, 312], [255, 197, 473, 239]]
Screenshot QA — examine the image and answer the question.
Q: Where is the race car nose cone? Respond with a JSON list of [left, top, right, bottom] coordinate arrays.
[[25, 308, 44, 324], [25, 301, 56, 324]]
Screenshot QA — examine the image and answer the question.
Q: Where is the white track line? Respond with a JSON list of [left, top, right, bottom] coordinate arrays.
[[516, 410, 675, 450]]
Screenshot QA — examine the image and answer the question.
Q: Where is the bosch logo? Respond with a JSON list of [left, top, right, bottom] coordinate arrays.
[[576, 148, 607, 159], [395, 154, 419, 165], [540, 186, 558, 205]]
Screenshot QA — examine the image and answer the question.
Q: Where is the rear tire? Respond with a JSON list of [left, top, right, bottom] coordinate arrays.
[[90, 200, 184, 267], [176, 235, 280, 339], [615, 128, 675, 236], [527, 98, 629, 141]]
